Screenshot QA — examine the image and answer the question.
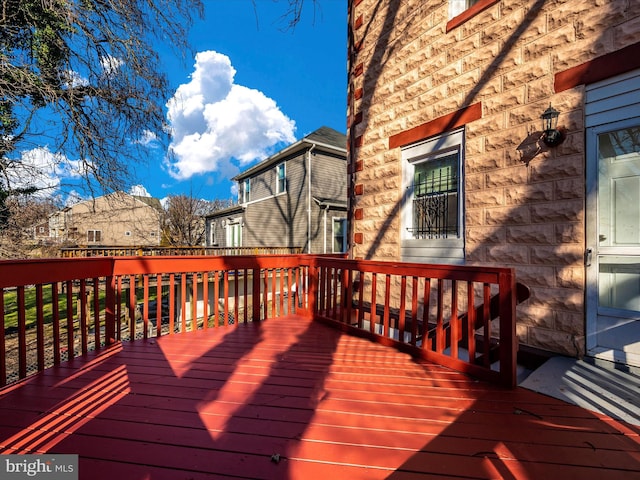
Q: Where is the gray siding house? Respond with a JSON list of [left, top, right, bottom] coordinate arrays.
[[205, 127, 347, 253]]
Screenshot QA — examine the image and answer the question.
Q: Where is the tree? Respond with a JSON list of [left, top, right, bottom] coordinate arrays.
[[0, 195, 58, 258], [0, 0, 204, 202], [162, 195, 232, 246]]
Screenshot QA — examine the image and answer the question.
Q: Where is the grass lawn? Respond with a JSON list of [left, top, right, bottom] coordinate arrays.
[[2, 284, 162, 332]]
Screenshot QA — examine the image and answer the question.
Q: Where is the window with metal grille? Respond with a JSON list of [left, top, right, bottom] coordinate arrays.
[[410, 153, 459, 239], [401, 128, 465, 263]]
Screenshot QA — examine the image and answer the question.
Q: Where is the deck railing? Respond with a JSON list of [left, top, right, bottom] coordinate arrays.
[[59, 246, 303, 257], [0, 255, 520, 388]]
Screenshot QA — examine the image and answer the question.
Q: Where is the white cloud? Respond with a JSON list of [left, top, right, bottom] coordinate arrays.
[[100, 55, 124, 78], [135, 129, 160, 147], [9, 147, 81, 195], [129, 185, 152, 197], [165, 50, 296, 180], [64, 70, 89, 89]]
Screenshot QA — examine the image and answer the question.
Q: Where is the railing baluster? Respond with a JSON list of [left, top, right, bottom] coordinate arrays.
[[202, 272, 209, 329], [128, 276, 137, 341], [357, 271, 364, 329], [156, 274, 162, 336], [192, 273, 198, 331], [80, 280, 88, 355], [17, 286, 26, 379], [244, 268, 249, 322], [143, 275, 150, 339], [383, 274, 391, 338], [66, 280, 74, 360], [36, 284, 44, 372], [0, 288, 5, 385], [214, 271, 220, 326], [52, 283, 61, 364], [271, 267, 277, 318], [421, 278, 430, 349], [450, 280, 459, 359], [410, 277, 418, 346], [482, 283, 491, 367], [370, 273, 377, 334], [180, 273, 187, 333], [435, 279, 444, 353], [93, 278, 100, 348], [169, 274, 175, 334], [467, 281, 476, 363], [262, 269, 268, 320], [234, 270, 240, 324], [399, 276, 407, 342], [224, 270, 230, 326]]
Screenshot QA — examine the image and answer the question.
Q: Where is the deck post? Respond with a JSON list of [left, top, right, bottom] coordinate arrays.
[[498, 269, 518, 388]]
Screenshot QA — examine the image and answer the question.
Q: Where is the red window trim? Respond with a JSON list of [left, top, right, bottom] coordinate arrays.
[[446, 0, 500, 32], [388, 103, 482, 149], [555, 41, 640, 92]]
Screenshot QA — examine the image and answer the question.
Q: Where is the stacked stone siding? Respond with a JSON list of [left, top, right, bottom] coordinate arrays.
[[347, 0, 640, 356]]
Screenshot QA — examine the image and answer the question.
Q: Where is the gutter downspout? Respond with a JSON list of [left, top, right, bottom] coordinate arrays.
[[307, 144, 316, 254]]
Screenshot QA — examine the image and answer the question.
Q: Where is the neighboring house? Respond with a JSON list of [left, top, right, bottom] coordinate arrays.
[[206, 126, 348, 253], [347, 1, 640, 366], [49, 192, 163, 247]]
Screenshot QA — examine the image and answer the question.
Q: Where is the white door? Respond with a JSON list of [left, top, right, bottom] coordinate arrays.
[[586, 120, 640, 366]]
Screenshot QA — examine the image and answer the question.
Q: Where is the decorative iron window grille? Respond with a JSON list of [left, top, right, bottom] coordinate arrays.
[[408, 156, 459, 239]]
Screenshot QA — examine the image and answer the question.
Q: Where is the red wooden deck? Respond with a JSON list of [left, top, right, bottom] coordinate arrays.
[[0, 315, 638, 479]]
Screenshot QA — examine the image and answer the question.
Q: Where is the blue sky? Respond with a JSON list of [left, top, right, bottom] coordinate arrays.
[[133, 0, 347, 202]]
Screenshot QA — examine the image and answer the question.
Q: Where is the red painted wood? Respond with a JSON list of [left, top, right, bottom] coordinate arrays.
[[0, 289, 5, 385], [93, 278, 100, 347], [0, 316, 637, 480], [169, 274, 175, 334], [17, 286, 26, 379], [36, 284, 44, 372], [52, 283, 61, 364], [143, 275, 150, 340], [445, 0, 500, 32], [180, 273, 187, 333]]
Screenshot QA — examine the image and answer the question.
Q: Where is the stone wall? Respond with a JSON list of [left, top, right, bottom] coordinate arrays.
[[347, 0, 640, 356]]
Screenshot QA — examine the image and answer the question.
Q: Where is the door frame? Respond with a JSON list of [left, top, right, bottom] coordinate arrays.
[[585, 117, 640, 364]]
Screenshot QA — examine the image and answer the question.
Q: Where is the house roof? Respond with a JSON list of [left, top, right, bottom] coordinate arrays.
[[232, 126, 346, 181], [204, 204, 244, 220]]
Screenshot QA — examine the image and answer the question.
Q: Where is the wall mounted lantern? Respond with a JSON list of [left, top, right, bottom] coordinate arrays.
[[541, 104, 564, 147]]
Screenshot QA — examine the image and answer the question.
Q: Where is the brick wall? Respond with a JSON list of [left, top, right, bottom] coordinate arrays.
[[347, 0, 640, 356]]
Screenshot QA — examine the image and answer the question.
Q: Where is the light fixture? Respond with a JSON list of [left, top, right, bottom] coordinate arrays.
[[541, 104, 564, 147]]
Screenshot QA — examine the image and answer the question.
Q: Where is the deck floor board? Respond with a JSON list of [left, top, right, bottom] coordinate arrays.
[[0, 315, 638, 479]]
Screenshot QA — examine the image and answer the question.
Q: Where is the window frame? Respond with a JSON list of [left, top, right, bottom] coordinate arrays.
[[447, 0, 499, 31], [332, 217, 348, 254], [401, 128, 465, 264], [243, 178, 251, 203], [87, 229, 102, 243], [275, 163, 286, 195]]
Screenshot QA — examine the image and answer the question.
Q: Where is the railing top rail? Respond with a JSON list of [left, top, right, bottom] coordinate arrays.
[[0, 254, 312, 288], [0, 254, 515, 288], [307, 257, 515, 284]]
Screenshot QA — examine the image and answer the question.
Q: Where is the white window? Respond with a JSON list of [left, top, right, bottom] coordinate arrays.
[[401, 128, 465, 263], [226, 221, 242, 247], [243, 179, 251, 203], [332, 218, 348, 253], [209, 221, 216, 245], [276, 163, 286, 194], [87, 230, 102, 242], [449, 0, 480, 18]]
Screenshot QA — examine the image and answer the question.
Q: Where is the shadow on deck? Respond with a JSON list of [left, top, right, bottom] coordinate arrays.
[[0, 316, 638, 479]]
